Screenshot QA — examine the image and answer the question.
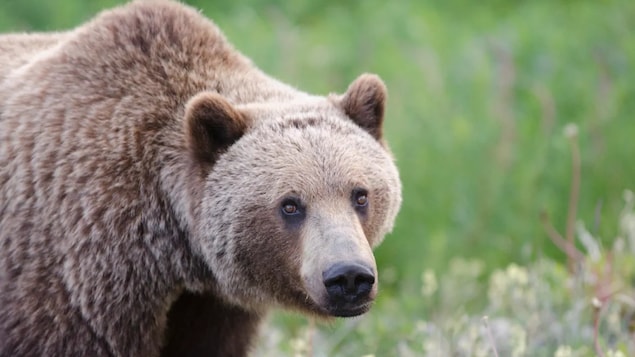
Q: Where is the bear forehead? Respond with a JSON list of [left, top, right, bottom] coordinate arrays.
[[253, 115, 386, 166], [222, 116, 394, 201], [252, 101, 377, 142]]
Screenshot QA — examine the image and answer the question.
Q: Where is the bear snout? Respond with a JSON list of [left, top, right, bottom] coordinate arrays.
[[322, 262, 376, 317]]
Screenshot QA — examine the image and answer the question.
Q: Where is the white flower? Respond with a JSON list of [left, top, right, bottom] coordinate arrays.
[[290, 337, 308, 357], [563, 123, 578, 138], [421, 269, 438, 297], [507, 264, 529, 285], [510, 324, 527, 357], [576, 221, 601, 261], [592, 297, 602, 309], [554, 345, 572, 357], [620, 190, 635, 253], [607, 350, 626, 357]]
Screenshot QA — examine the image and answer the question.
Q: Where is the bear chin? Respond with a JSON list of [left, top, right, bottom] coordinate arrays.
[[327, 302, 373, 318], [297, 300, 372, 319]]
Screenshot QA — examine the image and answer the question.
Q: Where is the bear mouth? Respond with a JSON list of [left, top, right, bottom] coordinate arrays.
[[326, 301, 373, 317]]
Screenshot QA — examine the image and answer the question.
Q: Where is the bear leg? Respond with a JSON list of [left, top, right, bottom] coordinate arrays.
[[161, 292, 261, 357]]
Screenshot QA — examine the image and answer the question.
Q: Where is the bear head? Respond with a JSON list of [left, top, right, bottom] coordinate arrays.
[[184, 74, 401, 318]]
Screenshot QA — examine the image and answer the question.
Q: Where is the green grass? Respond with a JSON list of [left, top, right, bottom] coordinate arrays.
[[2, 0, 634, 355]]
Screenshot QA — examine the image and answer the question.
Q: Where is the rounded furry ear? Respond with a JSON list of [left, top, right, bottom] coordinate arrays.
[[184, 92, 248, 167], [340, 74, 387, 140]]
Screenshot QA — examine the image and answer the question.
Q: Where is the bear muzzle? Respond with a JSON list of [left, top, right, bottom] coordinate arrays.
[[322, 262, 376, 317], [299, 222, 378, 317]]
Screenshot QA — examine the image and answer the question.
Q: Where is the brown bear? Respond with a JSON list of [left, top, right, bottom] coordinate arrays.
[[0, 1, 401, 356]]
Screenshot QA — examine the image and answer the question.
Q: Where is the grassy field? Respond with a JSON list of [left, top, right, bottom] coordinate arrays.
[[2, 0, 634, 355]]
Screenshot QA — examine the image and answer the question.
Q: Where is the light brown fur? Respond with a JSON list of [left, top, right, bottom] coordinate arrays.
[[0, 1, 401, 356]]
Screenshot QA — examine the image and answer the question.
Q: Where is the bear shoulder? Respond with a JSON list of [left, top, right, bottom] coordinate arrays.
[[0, 32, 69, 82]]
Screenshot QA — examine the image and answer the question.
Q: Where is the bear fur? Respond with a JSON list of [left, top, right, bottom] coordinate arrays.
[[0, 1, 401, 356]]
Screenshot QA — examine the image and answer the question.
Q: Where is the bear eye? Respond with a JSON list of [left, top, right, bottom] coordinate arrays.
[[280, 197, 305, 227], [282, 202, 298, 215], [281, 198, 301, 216], [355, 193, 368, 206], [353, 189, 369, 208]]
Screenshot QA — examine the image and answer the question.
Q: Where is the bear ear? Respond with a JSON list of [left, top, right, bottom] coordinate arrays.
[[339, 73, 387, 140], [184, 92, 249, 167]]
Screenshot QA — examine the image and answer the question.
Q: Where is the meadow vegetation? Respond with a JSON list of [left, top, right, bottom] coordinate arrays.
[[2, 0, 634, 355]]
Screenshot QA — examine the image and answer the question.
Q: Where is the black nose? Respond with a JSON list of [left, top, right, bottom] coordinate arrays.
[[323, 262, 375, 304]]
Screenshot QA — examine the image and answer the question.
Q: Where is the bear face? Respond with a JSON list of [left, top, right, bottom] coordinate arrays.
[[185, 75, 401, 318]]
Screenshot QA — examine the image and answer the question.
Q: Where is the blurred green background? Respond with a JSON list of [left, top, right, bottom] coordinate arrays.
[[2, 0, 633, 308]]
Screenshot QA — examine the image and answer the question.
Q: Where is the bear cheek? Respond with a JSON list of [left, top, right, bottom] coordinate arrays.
[[231, 209, 305, 306], [363, 183, 400, 248]]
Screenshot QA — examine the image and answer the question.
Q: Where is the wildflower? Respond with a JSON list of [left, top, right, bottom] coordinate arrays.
[[510, 324, 527, 357], [421, 269, 438, 297], [576, 221, 601, 261], [563, 123, 578, 139], [554, 345, 573, 357], [606, 350, 626, 357], [506, 264, 529, 285], [620, 190, 635, 253], [290, 337, 308, 357]]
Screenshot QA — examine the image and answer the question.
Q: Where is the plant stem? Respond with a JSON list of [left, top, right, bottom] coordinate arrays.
[[482, 316, 500, 357], [593, 301, 606, 357], [565, 128, 581, 274]]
